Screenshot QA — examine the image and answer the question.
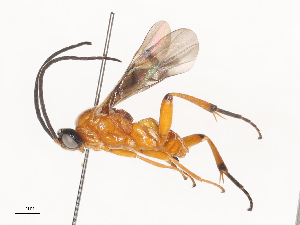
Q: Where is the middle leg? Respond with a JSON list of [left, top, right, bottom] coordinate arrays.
[[102, 147, 195, 186], [139, 149, 225, 192]]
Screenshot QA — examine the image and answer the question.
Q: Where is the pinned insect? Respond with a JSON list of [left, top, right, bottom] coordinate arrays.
[[35, 21, 262, 211]]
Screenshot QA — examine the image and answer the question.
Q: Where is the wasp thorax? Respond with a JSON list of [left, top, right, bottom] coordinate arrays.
[[57, 128, 83, 150]]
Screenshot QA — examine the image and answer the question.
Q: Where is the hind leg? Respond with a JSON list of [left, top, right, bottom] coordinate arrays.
[[169, 93, 262, 139], [182, 134, 253, 211]]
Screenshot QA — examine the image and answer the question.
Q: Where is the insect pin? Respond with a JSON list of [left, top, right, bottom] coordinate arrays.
[[35, 21, 262, 211]]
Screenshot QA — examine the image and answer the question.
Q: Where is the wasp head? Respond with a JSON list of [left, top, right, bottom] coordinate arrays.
[[57, 128, 83, 151]]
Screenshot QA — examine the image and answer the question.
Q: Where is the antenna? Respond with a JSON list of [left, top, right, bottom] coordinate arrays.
[[72, 12, 115, 225]]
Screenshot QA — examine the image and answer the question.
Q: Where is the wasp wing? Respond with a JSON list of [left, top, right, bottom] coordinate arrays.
[[131, 21, 171, 63], [98, 21, 199, 111]]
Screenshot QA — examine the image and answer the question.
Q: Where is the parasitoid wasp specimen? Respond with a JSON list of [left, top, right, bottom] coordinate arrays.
[[35, 21, 262, 211]]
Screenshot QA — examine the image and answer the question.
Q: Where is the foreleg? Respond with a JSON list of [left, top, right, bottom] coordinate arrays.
[[168, 159, 197, 187], [102, 147, 194, 185], [102, 147, 223, 192]]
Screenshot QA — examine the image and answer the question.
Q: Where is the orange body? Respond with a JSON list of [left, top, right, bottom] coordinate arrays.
[[35, 21, 260, 211], [74, 92, 260, 211], [76, 107, 188, 158]]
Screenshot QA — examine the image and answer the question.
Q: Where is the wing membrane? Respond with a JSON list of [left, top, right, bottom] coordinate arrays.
[[98, 21, 199, 110], [131, 21, 171, 63]]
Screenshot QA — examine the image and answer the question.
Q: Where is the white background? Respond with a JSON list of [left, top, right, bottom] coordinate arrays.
[[1, 1, 300, 225]]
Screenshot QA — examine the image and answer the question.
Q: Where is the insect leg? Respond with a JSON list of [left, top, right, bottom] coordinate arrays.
[[170, 92, 262, 139], [104, 148, 193, 180], [158, 94, 173, 146], [182, 134, 253, 211], [139, 150, 224, 192], [168, 160, 197, 187]]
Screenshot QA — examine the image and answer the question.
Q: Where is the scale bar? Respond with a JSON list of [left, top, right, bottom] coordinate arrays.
[[15, 213, 40, 214]]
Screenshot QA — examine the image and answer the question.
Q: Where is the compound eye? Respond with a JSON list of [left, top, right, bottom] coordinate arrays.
[[62, 133, 79, 149], [57, 128, 83, 150]]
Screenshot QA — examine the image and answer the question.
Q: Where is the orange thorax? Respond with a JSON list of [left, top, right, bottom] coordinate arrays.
[[76, 107, 188, 157]]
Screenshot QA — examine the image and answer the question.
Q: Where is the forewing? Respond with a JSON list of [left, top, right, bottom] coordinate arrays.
[[147, 28, 199, 80], [131, 21, 171, 63], [99, 23, 199, 110]]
